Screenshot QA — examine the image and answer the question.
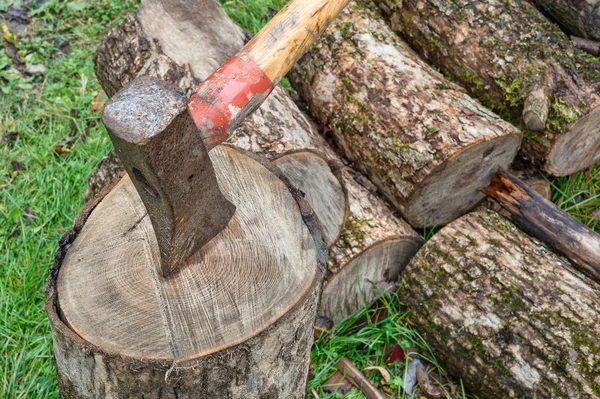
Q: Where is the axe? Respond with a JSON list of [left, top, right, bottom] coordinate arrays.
[[102, 0, 351, 277]]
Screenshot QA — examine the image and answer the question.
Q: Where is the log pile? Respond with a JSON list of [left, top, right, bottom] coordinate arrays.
[[92, 0, 422, 323], [289, 2, 522, 228], [66, 0, 600, 397], [373, 0, 600, 176]]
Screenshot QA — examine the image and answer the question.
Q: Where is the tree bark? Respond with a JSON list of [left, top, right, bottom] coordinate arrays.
[[49, 146, 326, 399], [92, 0, 422, 323], [289, 2, 521, 228], [482, 168, 600, 283], [399, 211, 600, 399], [374, 0, 600, 176], [531, 0, 600, 42]]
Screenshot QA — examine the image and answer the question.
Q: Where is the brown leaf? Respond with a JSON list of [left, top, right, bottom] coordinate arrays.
[[54, 146, 71, 155], [2, 131, 19, 146], [56, 135, 77, 147], [5, 44, 25, 72], [11, 160, 26, 171], [91, 91, 107, 112], [23, 206, 35, 221], [314, 316, 333, 340], [592, 208, 600, 221], [323, 371, 352, 394]]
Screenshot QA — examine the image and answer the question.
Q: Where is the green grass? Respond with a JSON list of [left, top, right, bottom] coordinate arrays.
[[0, 0, 599, 398], [309, 292, 474, 399]]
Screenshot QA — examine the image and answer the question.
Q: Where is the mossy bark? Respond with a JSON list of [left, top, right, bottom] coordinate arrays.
[[289, 2, 521, 227], [92, 0, 422, 323], [374, 0, 600, 175], [400, 211, 600, 399]]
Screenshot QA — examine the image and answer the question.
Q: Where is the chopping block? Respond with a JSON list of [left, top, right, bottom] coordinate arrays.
[[45, 0, 351, 397]]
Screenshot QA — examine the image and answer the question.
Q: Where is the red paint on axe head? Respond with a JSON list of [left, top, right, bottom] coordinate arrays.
[[188, 54, 274, 150]]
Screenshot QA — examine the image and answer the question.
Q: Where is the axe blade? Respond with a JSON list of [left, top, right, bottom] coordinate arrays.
[[102, 77, 235, 277]]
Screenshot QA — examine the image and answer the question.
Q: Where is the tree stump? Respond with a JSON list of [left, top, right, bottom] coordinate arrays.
[[374, 0, 600, 176], [47, 145, 326, 398], [289, 2, 521, 228], [92, 0, 422, 323], [399, 211, 600, 399]]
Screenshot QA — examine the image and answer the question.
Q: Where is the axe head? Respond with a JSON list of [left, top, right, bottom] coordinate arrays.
[[102, 77, 235, 277]]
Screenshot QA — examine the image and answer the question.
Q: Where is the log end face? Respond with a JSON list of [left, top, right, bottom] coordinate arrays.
[[546, 106, 600, 176], [404, 134, 522, 228]]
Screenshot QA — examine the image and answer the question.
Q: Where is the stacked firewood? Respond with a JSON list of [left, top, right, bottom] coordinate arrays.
[[91, 0, 600, 397]]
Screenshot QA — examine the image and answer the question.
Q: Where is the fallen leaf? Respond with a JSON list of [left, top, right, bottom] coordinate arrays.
[[23, 206, 35, 221], [402, 359, 423, 395], [91, 91, 107, 112], [56, 135, 77, 147], [1, 131, 19, 145], [573, 192, 589, 204], [314, 316, 333, 340], [6, 6, 31, 24], [416, 363, 446, 399], [267, 7, 277, 16], [4, 43, 25, 72], [364, 366, 391, 384], [1, 21, 18, 45], [592, 208, 600, 221], [11, 160, 26, 171], [54, 146, 71, 155], [323, 371, 352, 394], [385, 344, 405, 364], [25, 64, 45, 75]]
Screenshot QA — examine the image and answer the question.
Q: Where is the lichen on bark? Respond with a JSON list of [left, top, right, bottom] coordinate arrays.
[[399, 211, 600, 398]]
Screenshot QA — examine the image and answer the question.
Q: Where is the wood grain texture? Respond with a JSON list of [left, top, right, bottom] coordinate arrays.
[[400, 211, 600, 398], [273, 150, 346, 247], [93, 0, 422, 322], [374, 0, 600, 176], [289, 2, 521, 227], [482, 168, 600, 283], [58, 146, 320, 361], [244, 0, 352, 83]]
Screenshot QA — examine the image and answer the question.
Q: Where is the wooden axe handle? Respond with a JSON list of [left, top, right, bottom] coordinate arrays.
[[189, 0, 351, 149]]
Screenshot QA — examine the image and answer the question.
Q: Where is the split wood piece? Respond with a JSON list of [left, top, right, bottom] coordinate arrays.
[[482, 168, 600, 283], [399, 211, 600, 399], [374, 0, 600, 176], [93, 0, 423, 323], [530, 0, 600, 42], [48, 145, 326, 398], [477, 168, 552, 217], [289, 2, 521, 228], [336, 357, 386, 399]]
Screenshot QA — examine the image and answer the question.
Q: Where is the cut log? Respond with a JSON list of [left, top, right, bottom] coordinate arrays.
[[92, 0, 422, 323], [399, 211, 600, 399], [531, 0, 600, 42], [374, 0, 600, 176], [48, 145, 326, 398], [482, 168, 600, 283], [572, 36, 600, 56], [288, 2, 521, 228], [273, 151, 423, 322]]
